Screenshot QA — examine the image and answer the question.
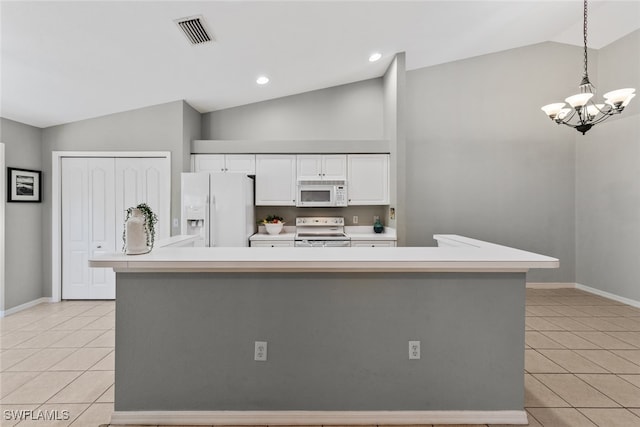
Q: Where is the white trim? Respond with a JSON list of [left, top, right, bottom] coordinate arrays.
[[526, 282, 576, 289], [0, 297, 51, 318], [0, 143, 5, 313], [110, 410, 528, 425], [51, 151, 171, 302], [576, 283, 640, 309]]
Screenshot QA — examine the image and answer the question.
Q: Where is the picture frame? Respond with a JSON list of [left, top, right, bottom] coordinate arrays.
[[7, 167, 42, 202]]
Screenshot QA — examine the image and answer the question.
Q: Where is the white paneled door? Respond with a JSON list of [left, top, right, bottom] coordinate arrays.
[[62, 158, 116, 299], [61, 156, 170, 299], [114, 157, 171, 249]]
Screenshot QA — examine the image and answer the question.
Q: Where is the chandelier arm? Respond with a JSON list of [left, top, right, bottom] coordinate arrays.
[[556, 109, 578, 125], [589, 113, 615, 126], [540, 0, 634, 135]]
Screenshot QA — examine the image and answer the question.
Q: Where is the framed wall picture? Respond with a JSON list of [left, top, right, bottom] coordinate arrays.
[[7, 167, 42, 202]]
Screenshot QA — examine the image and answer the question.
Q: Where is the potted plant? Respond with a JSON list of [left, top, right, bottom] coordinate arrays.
[[122, 203, 158, 254], [258, 215, 285, 235]]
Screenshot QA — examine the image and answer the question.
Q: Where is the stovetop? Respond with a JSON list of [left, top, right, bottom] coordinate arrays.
[[295, 217, 349, 241]]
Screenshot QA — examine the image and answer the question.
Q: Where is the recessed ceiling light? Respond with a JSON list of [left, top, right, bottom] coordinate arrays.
[[369, 52, 382, 62], [256, 76, 270, 85]]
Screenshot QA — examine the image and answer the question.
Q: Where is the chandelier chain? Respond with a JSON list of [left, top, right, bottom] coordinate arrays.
[[583, 0, 589, 78]]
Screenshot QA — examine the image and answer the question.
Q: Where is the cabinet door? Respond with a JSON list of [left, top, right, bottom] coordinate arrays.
[[347, 154, 390, 205], [296, 155, 323, 180], [225, 155, 256, 174], [115, 157, 171, 247], [192, 154, 225, 173], [62, 157, 116, 299], [255, 155, 297, 206], [322, 155, 347, 181]]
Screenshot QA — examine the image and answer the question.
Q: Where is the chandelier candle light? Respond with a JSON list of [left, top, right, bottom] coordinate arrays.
[[541, 0, 635, 134]]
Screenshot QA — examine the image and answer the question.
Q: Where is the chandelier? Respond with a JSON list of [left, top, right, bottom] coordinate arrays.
[[541, 0, 635, 135]]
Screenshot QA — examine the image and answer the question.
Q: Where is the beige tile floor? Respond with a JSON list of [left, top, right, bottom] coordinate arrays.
[[2, 288, 640, 426]]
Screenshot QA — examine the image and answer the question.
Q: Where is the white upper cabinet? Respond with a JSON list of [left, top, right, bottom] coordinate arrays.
[[296, 155, 323, 180], [255, 155, 297, 206], [297, 154, 347, 181], [192, 154, 225, 173], [347, 154, 390, 205], [225, 155, 256, 174], [192, 154, 255, 174], [322, 155, 347, 180]]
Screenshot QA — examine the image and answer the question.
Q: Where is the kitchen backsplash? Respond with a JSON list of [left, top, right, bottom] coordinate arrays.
[[255, 206, 387, 226]]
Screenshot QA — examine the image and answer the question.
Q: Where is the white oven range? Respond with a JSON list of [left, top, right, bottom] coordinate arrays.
[[294, 217, 351, 247]]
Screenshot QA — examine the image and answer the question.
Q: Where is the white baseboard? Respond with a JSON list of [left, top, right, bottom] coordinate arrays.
[[0, 297, 52, 318], [110, 410, 528, 425], [576, 283, 640, 309], [526, 282, 640, 309], [526, 282, 576, 289]]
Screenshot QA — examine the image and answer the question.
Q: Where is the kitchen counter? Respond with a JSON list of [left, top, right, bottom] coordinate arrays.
[[90, 234, 556, 272], [345, 225, 397, 240], [94, 236, 557, 426], [249, 226, 297, 241], [249, 226, 397, 243]]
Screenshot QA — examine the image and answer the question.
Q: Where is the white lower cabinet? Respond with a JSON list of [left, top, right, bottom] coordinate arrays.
[[250, 241, 294, 247], [351, 240, 396, 247]]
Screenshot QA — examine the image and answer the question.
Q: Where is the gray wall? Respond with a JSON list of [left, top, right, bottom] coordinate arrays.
[[116, 271, 525, 411], [202, 79, 384, 140], [405, 42, 581, 283], [255, 206, 387, 227], [182, 101, 202, 173], [0, 118, 43, 309], [383, 53, 407, 241], [41, 101, 191, 297], [576, 30, 640, 300], [202, 77, 389, 227]]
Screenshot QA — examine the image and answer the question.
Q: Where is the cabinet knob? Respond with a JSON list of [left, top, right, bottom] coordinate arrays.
[[97, 245, 102, 249]]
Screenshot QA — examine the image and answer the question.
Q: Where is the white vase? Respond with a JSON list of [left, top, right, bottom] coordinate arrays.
[[125, 208, 150, 255]]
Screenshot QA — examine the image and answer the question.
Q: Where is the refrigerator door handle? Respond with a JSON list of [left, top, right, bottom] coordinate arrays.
[[210, 194, 215, 247]]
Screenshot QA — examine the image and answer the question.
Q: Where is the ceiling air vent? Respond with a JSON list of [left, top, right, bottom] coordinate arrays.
[[175, 15, 213, 46]]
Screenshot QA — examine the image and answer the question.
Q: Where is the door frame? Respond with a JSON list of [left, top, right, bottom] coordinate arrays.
[[52, 151, 171, 302], [0, 143, 5, 312]]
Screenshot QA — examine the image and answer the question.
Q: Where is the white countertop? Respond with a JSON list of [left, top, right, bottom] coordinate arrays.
[[249, 226, 397, 241], [90, 234, 559, 273], [344, 226, 397, 240], [250, 226, 297, 241]]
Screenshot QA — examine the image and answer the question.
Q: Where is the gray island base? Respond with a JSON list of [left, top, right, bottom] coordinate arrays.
[[91, 235, 559, 425]]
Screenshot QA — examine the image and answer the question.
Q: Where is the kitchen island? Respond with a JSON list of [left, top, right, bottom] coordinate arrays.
[[90, 235, 558, 426]]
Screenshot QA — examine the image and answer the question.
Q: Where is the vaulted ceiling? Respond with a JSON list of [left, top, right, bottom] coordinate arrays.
[[2, 1, 639, 128]]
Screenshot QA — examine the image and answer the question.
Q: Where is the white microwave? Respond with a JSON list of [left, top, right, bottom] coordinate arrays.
[[296, 181, 348, 207]]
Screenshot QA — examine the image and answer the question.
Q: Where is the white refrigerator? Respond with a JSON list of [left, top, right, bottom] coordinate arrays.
[[181, 173, 255, 247]]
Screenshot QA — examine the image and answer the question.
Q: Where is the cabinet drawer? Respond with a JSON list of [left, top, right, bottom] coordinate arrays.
[[351, 240, 396, 247], [250, 241, 294, 247]]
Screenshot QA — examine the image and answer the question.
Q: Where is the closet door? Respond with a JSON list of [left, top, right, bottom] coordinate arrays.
[[62, 157, 116, 299], [114, 157, 171, 250]]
